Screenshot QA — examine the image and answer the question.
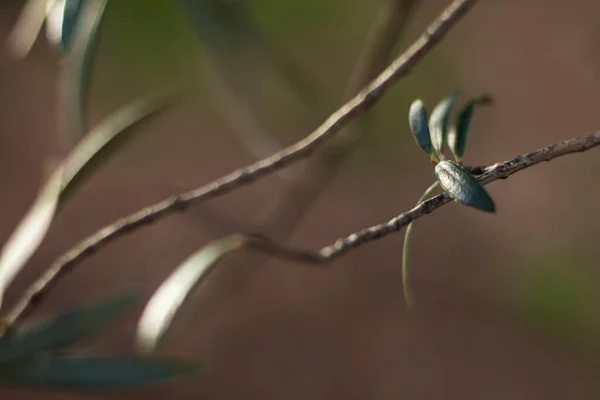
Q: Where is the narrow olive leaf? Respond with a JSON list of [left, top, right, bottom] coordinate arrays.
[[408, 99, 432, 155], [429, 91, 459, 157], [59, 87, 182, 204], [0, 353, 200, 389], [137, 234, 247, 353], [0, 90, 180, 307], [4, 0, 47, 58], [402, 181, 439, 309], [0, 168, 62, 307], [173, 0, 325, 175], [0, 291, 138, 366], [46, 0, 85, 52], [434, 160, 495, 213], [447, 95, 493, 161], [56, 0, 108, 149]]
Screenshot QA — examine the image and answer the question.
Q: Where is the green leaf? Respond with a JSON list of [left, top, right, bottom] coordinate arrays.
[[434, 160, 495, 213], [58, 88, 181, 201], [45, 0, 85, 52], [55, 0, 109, 149], [447, 95, 493, 161], [408, 99, 432, 156], [137, 234, 247, 353], [429, 91, 459, 157], [0, 291, 138, 366], [0, 353, 199, 389], [0, 89, 180, 305]]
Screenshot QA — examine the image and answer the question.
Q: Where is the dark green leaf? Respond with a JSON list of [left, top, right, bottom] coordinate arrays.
[[408, 99, 431, 155], [429, 91, 459, 156], [137, 234, 246, 353], [0, 292, 138, 366], [447, 95, 493, 161], [434, 160, 495, 213], [0, 353, 199, 389]]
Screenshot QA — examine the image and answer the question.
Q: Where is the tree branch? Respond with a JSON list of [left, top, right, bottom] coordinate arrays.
[[223, 133, 600, 265], [6, 131, 599, 325], [3, 0, 477, 324]]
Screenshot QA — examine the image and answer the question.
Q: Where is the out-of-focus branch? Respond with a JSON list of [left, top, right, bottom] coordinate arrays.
[[259, 0, 420, 236], [3, 0, 478, 324]]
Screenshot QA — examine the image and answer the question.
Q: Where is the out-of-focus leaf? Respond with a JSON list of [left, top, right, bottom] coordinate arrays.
[[0, 168, 62, 306], [0, 291, 138, 366], [56, 0, 108, 149], [173, 0, 325, 170], [408, 99, 432, 156], [5, 0, 47, 58], [402, 181, 439, 308], [0, 353, 200, 389], [46, 0, 85, 52], [0, 89, 180, 306], [429, 91, 459, 157], [447, 95, 493, 161], [434, 160, 495, 213], [59, 88, 181, 201], [137, 234, 247, 353]]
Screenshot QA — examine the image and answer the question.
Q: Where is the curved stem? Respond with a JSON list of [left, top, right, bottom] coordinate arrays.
[[402, 181, 439, 308]]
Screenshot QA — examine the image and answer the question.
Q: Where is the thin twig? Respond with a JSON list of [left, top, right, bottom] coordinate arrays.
[[3, 0, 477, 324], [6, 131, 599, 324], [260, 0, 420, 236], [170, 133, 600, 267]]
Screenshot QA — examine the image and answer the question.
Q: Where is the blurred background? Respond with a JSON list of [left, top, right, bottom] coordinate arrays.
[[1, 0, 600, 398]]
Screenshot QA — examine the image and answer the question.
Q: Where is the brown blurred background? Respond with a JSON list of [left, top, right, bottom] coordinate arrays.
[[1, 0, 600, 398]]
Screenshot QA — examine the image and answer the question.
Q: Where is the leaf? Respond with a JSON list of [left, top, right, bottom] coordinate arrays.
[[0, 353, 200, 389], [447, 95, 493, 161], [55, 0, 108, 149], [0, 89, 180, 306], [59, 88, 181, 201], [173, 0, 325, 172], [0, 168, 62, 305], [5, 0, 48, 58], [434, 160, 495, 213], [0, 291, 138, 366], [402, 181, 439, 308], [429, 91, 459, 157], [46, 0, 85, 52], [408, 99, 431, 156], [137, 234, 247, 353]]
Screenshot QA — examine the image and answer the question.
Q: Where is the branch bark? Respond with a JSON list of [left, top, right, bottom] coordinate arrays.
[[3, 0, 478, 324], [6, 131, 599, 325]]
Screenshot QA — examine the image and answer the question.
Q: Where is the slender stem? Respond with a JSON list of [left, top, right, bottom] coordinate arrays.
[[5, 131, 599, 325], [402, 181, 439, 309], [2, 0, 479, 324]]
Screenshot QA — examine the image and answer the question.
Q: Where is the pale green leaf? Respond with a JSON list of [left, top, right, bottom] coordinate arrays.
[[0, 89, 180, 306], [137, 234, 247, 353]]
